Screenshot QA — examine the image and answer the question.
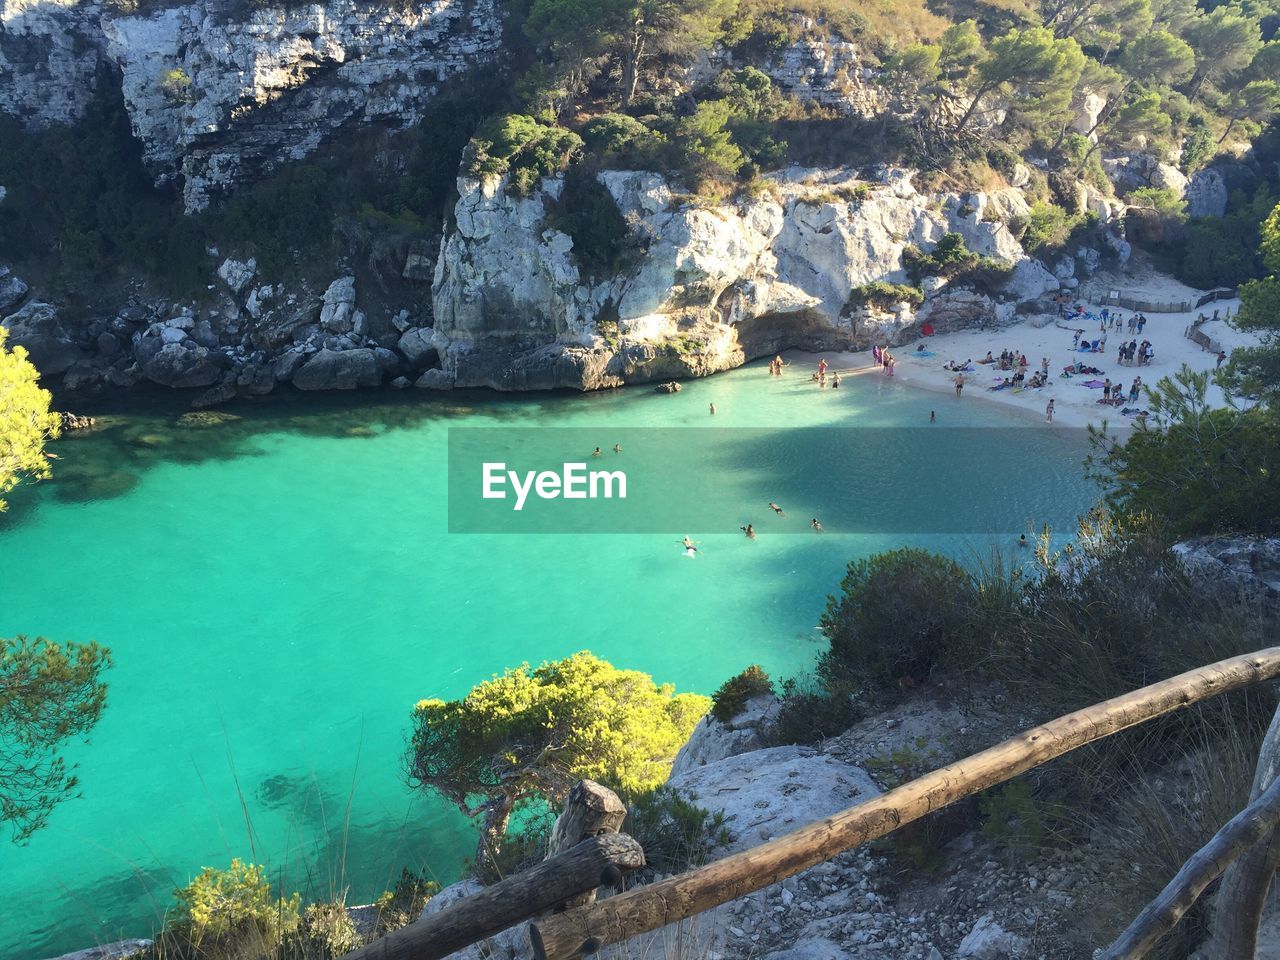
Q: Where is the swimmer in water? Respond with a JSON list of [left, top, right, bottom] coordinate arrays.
[[769, 502, 786, 517], [613, 443, 622, 453], [710, 402, 716, 416], [740, 523, 756, 539], [592, 447, 602, 457], [1018, 534, 1028, 548], [681, 536, 699, 553], [930, 410, 936, 422], [811, 517, 823, 532]]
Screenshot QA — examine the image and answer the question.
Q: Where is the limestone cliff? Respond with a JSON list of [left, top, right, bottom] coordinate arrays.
[[1, 0, 502, 208], [431, 166, 1056, 390]]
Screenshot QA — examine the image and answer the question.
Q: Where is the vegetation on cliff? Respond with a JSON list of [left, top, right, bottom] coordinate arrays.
[[0, 327, 60, 512], [406, 651, 709, 863]]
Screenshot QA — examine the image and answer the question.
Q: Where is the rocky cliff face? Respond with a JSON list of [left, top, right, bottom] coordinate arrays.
[[1, 0, 502, 208], [431, 166, 1054, 390]]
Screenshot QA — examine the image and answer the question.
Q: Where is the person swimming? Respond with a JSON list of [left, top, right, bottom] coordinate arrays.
[[740, 523, 756, 539], [681, 536, 699, 553], [709, 402, 716, 416], [769, 502, 786, 516], [592, 447, 602, 457], [811, 518, 823, 532], [613, 443, 622, 453], [1018, 534, 1028, 548]]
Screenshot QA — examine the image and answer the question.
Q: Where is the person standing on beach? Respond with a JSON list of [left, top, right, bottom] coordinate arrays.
[[1046, 399, 1055, 423], [1217, 350, 1227, 369], [955, 373, 965, 397]]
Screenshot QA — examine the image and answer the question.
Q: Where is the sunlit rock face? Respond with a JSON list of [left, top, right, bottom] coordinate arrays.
[[432, 166, 1041, 390], [1, 0, 503, 209]]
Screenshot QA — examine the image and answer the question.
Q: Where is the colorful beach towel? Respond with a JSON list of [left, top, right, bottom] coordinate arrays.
[[914, 350, 937, 357], [1082, 379, 1106, 388]]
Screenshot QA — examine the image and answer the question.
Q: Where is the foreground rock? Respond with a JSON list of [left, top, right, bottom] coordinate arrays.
[[293, 348, 382, 390]]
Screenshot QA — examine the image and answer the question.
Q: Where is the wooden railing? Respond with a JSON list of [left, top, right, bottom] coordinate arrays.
[[345, 648, 1280, 960]]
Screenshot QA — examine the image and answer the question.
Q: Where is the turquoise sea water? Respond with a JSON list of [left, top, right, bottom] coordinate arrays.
[[0, 362, 1096, 959]]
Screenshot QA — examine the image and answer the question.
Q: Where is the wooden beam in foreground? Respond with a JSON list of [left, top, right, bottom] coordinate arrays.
[[1096, 772, 1280, 960], [346, 832, 644, 960], [530, 648, 1280, 960]]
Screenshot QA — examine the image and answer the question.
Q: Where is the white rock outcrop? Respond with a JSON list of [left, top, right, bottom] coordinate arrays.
[[433, 167, 1036, 390], [2, 0, 502, 209]]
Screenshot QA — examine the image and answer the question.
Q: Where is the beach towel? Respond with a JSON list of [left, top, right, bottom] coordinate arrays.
[[1082, 380, 1106, 388], [914, 350, 936, 357]]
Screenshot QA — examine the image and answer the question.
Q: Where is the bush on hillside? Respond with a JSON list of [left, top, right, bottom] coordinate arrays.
[[710, 664, 773, 722], [624, 786, 731, 874], [817, 548, 978, 697], [846, 281, 925, 311], [465, 114, 583, 195], [549, 165, 638, 278]]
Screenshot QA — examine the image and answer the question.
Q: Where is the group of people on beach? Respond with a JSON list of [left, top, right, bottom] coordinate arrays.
[[1117, 339, 1154, 366], [767, 355, 787, 376], [871, 345, 895, 376], [809, 357, 842, 387]]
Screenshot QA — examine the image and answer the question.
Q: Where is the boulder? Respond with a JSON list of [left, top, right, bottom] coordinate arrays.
[[1174, 537, 1280, 604], [398, 328, 438, 368], [2, 300, 80, 375], [1185, 168, 1228, 218], [273, 347, 309, 382], [135, 334, 224, 388], [1005, 259, 1059, 302], [319, 276, 357, 333], [414, 368, 454, 390], [654, 381, 682, 394], [955, 914, 1029, 959], [667, 745, 881, 852], [293, 347, 382, 390], [671, 694, 776, 777], [216, 257, 257, 295], [0, 268, 28, 313], [1070, 89, 1107, 140], [1103, 154, 1188, 196], [40, 938, 153, 960]]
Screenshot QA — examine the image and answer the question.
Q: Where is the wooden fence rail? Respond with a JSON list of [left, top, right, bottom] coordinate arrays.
[[528, 648, 1280, 960]]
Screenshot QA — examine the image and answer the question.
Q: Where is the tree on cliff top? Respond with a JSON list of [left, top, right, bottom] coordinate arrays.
[[406, 651, 708, 865], [0, 327, 61, 513], [2, 635, 112, 842], [1228, 200, 1280, 406]]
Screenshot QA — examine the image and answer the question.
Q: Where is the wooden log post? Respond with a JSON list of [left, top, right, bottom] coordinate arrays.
[[1209, 702, 1280, 960], [1096, 774, 1280, 959], [546, 780, 631, 911], [528, 648, 1280, 960], [343, 833, 644, 960]]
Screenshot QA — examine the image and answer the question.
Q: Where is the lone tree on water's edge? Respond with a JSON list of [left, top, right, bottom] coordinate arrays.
[[1, 636, 111, 842], [406, 651, 709, 865], [0, 325, 62, 512]]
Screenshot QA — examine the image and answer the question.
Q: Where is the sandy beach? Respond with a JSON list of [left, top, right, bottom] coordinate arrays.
[[791, 293, 1259, 430]]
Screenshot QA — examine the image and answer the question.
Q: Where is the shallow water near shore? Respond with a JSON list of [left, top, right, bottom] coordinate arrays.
[[0, 362, 1096, 960]]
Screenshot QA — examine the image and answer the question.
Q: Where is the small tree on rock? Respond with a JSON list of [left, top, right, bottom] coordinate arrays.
[[406, 651, 708, 865]]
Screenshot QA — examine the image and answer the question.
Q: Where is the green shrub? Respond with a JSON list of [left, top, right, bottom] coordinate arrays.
[[580, 113, 666, 166], [1015, 200, 1074, 252], [624, 786, 731, 874], [465, 114, 583, 195], [817, 548, 977, 698], [297, 901, 362, 959], [370, 869, 440, 938], [710, 665, 773, 723], [549, 165, 637, 277], [902, 232, 1012, 294], [168, 859, 301, 952], [766, 673, 864, 745], [1128, 186, 1187, 217], [846, 281, 925, 310]]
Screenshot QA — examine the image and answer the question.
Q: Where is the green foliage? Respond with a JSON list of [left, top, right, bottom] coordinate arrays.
[[709, 664, 773, 723], [766, 673, 863, 745], [551, 166, 637, 278], [406, 652, 708, 858], [979, 779, 1049, 852], [1167, 186, 1277, 289], [580, 113, 666, 166], [903, 232, 1013, 293], [677, 100, 747, 181], [846, 281, 926, 310], [0, 329, 61, 513], [160, 67, 194, 102], [817, 548, 977, 698], [1128, 186, 1187, 216], [1088, 366, 1280, 535], [296, 902, 362, 959], [624, 786, 731, 873], [466, 114, 584, 195], [1, 635, 111, 842], [1015, 200, 1082, 253], [1180, 125, 1215, 173], [169, 859, 302, 953], [369, 870, 440, 939]]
